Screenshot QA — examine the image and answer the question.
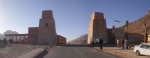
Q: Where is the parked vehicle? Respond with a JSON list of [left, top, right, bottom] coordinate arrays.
[[91, 39, 108, 46], [133, 43, 150, 56], [91, 39, 99, 46]]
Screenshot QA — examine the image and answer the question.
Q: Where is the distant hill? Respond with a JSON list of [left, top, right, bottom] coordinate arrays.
[[4, 30, 19, 35], [0, 30, 19, 39], [71, 34, 88, 44]]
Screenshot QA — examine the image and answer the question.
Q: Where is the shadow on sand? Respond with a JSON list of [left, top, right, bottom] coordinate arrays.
[[56, 44, 93, 47], [56, 44, 116, 47], [34, 49, 49, 58], [0, 44, 12, 48]]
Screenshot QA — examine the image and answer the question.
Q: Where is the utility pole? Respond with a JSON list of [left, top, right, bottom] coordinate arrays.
[[114, 20, 122, 28], [114, 20, 122, 41]]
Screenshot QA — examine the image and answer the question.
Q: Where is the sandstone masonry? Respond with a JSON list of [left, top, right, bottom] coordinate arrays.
[[37, 10, 57, 45], [87, 12, 107, 44]]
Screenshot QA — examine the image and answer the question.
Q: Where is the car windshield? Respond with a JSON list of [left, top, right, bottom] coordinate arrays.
[[140, 44, 146, 48]]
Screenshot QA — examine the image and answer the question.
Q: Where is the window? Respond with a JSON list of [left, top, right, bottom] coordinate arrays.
[[145, 45, 150, 49], [140, 44, 145, 48], [45, 23, 48, 27]]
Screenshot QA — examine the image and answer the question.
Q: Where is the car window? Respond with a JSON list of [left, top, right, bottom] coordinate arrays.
[[140, 44, 145, 48], [145, 45, 150, 49]]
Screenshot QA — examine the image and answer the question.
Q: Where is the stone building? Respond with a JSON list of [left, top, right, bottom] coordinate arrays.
[[57, 35, 66, 44], [87, 12, 107, 44], [28, 10, 57, 45], [37, 10, 57, 45], [28, 27, 38, 44], [23, 37, 29, 44]]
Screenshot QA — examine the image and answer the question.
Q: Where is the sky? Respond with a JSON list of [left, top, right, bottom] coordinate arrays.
[[0, 0, 150, 42]]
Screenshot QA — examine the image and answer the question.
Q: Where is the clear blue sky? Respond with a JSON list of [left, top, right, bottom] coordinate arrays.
[[0, 0, 150, 42]]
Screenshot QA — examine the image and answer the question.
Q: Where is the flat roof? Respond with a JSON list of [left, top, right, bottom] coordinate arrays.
[[5, 34, 28, 36]]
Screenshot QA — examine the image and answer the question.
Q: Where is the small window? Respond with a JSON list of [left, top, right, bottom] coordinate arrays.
[[45, 23, 48, 27]]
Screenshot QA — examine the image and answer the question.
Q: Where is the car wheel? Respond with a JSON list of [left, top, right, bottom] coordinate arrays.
[[136, 50, 140, 56]]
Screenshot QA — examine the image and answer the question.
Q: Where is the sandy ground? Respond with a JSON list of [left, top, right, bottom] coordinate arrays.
[[93, 47, 150, 58], [17, 48, 44, 58], [0, 44, 44, 58]]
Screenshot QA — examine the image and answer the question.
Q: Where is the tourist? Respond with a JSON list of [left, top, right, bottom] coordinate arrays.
[[116, 39, 120, 48], [4, 38, 6, 44], [9, 39, 13, 44], [125, 39, 128, 49], [99, 38, 103, 50], [121, 39, 124, 49], [22, 40, 24, 44], [12, 39, 13, 44]]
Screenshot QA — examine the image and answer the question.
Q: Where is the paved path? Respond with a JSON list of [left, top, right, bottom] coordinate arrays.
[[35, 46, 116, 58]]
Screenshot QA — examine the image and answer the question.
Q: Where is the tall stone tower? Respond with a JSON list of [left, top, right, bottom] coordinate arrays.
[[38, 10, 57, 45], [87, 12, 107, 44]]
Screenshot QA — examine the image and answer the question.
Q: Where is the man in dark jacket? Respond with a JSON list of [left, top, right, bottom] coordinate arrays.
[[121, 39, 125, 49], [4, 38, 6, 44], [99, 38, 103, 50]]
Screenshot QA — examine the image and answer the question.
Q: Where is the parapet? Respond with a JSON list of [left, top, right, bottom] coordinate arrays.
[[42, 10, 53, 18], [91, 12, 104, 20]]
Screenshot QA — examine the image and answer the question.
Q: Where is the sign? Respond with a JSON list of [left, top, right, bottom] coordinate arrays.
[[148, 35, 150, 43]]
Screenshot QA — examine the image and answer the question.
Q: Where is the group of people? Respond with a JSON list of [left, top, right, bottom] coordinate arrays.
[[94, 37, 129, 50], [117, 39, 129, 49]]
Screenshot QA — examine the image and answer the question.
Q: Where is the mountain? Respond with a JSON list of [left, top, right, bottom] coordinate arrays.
[[4, 30, 19, 35], [71, 34, 88, 44], [0, 30, 19, 40]]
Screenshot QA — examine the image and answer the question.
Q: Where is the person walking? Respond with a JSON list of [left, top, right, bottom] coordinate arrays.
[[4, 38, 6, 44], [116, 39, 120, 48], [99, 38, 103, 50], [125, 39, 128, 49], [121, 39, 124, 49]]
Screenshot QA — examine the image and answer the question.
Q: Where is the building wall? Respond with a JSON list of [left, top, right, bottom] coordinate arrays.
[[107, 28, 144, 44], [107, 29, 114, 44], [87, 12, 107, 44], [57, 35, 66, 44], [38, 10, 57, 45], [87, 19, 93, 44], [23, 37, 28, 44], [28, 27, 39, 45]]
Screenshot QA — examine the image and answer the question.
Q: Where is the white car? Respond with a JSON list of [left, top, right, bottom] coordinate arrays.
[[133, 43, 150, 56]]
